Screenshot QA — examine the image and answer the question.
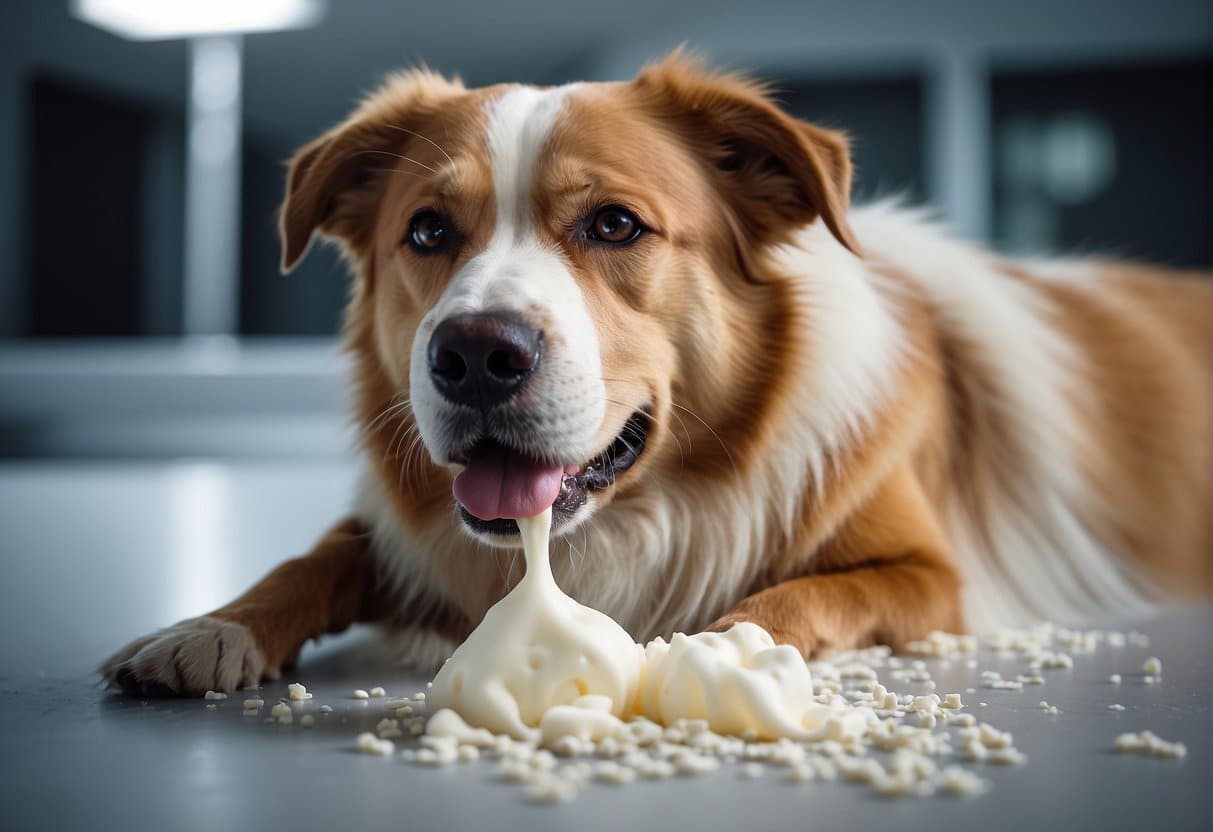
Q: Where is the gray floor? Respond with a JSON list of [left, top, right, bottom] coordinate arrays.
[[1, 460, 1209, 831]]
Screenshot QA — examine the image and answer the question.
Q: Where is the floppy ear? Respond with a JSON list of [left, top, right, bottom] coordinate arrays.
[[279, 69, 464, 273], [634, 53, 860, 256]]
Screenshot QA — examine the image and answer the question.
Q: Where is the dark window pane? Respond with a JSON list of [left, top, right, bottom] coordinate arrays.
[[992, 59, 1211, 267], [28, 76, 152, 336], [775, 76, 926, 203], [239, 142, 346, 336]]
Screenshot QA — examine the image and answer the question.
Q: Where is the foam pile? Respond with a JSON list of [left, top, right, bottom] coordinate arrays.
[[428, 509, 866, 748]]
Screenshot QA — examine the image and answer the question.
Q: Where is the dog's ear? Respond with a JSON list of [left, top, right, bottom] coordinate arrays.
[[634, 52, 860, 256], [279, 69, 464, 273]]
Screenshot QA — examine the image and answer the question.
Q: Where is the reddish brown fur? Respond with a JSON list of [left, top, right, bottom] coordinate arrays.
[[1042, 267, 1212, 595]]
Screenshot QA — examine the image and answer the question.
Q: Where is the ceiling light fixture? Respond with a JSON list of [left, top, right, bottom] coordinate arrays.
[[70, 0, 324, 42]]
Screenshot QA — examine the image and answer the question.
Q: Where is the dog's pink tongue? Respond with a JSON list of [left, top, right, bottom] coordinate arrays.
[[453, 445, 564, 521]]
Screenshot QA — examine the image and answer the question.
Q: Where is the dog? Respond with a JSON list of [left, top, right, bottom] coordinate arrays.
[[102, 53, 1211, 697]]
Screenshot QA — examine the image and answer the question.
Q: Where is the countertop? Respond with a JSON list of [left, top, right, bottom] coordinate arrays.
[[0, 460, 1208, 830]]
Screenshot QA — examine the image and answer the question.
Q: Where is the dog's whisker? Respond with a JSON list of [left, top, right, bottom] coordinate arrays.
[[597, 396, 685, 470], [382, 123, 456, 168], [353, 148, 438, 173], [661, 405, 694, 459], [598, 382, 695, 463], [670, 400, 737, 476], [391, 425, 425, 493], [376, 407, 417, 466], [408, 434, 430, 480], [488, 539, 508, 585], [394, 421, 420, 460], [399, 431, 428, 482], [505, 547, 519, 589], [367, 396, 413, 433], [385, 418, 416, 463], [366, 165, 430, 181]]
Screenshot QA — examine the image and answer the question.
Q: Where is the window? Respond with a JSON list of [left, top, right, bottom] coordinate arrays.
[[992, 59, 1211, 266]]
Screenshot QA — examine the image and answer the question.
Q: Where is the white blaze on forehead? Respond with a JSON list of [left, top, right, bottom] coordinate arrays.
[[486, 84, 580, 241], [434, 83, 592, 314]]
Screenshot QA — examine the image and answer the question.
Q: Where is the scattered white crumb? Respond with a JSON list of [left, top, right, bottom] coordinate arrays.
[[1109, 674, 1122, 685], [740, 762, 764, 779], [203, 690, 227, 701], [988, 748, 1027, 766], [672, 751, 721, 776], [1107, 704, 1125, 711], [355, 732, 394, 756], [937, 766, 987, 797], [525, 775, 577, 804], [1114, 731, 1185, 758], [242, 698, 264, 710], [594, 761, 637, 785], [1142, 657, 1162, 676], [414, 746, 457, 766], [319, 704, 333, 714], [369, 686, 387, 698], [364, 621, 1183, 806], [352, 689, 369, 700], [270, 702, 293, 725], [785, 763, 815, 783], [287, 683, 312, 701]]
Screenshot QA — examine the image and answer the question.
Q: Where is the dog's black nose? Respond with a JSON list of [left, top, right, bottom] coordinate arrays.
[[427, 313, 542, 409]]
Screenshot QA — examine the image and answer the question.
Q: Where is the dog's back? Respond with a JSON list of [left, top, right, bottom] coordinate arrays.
[[852, 204, 1211, 631]]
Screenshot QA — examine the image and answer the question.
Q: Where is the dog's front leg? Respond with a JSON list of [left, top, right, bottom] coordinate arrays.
[[101, 517, 392, 697], [709, 465, 964, 657]]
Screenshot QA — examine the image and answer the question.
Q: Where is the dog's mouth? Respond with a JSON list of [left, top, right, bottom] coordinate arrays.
[[454, 410, 650, 538]]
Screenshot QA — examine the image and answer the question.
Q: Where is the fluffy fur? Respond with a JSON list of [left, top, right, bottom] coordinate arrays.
[[102, 54, 1210, 695]]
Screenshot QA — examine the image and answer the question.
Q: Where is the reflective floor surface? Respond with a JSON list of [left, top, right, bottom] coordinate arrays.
[[0, 461, 1208, 830]]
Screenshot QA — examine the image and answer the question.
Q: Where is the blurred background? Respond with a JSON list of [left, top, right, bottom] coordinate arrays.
[[0, 0, 1209, 459]]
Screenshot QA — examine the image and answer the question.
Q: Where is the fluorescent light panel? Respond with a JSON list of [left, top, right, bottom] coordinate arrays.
[[71, 0, 325, 41]]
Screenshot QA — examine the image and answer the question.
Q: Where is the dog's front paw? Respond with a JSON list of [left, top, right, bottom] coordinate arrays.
[[705, 611, 817, 659], [100, 616, 272, 697]]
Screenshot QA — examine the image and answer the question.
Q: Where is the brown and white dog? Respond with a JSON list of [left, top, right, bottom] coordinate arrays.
[[102, 54, 1211, 697]]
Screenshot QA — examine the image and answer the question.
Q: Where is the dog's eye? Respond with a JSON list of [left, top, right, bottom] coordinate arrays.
[[587, 206, 643, 244], [407, 210, 453, 253]]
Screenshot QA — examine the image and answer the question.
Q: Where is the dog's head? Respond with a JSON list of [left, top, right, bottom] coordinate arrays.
[[280, 54, 858, 546]]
